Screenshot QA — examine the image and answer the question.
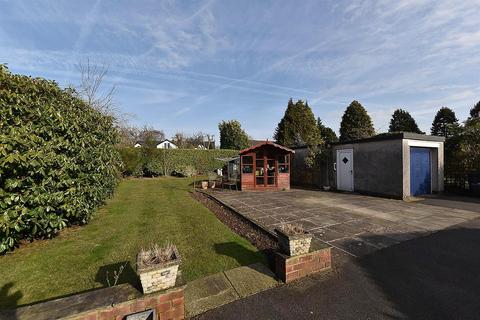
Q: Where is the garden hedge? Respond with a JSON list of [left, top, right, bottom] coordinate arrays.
[[118, 148, 239, 177], [0, 66, 121, 252]]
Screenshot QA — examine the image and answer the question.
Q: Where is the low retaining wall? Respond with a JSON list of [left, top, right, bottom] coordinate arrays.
[[8, 280, 185, 320], [72, 285, 185, 320], [275, 247, 331, 283]]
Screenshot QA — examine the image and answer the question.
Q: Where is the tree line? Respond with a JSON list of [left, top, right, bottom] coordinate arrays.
[[119, 126, 216, 149], [218, 99, 480, 176]]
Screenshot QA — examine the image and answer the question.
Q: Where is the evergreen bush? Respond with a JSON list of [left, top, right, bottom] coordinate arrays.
[[0, 66, 121, 252]]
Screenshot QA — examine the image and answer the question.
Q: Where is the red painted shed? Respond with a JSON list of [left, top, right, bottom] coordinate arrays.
[[239, 141, 295, 191]]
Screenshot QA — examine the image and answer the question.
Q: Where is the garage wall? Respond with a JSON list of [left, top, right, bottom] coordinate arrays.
[[334, 139, 404, 198]]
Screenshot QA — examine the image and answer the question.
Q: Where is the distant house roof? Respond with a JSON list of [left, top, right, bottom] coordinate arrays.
[[159, 139, 176, 145], [196, 140, 216, 149], [134, 139, 177, 146], [239, 141, 295, 155]]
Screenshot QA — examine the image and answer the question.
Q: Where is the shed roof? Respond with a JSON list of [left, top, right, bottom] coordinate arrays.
[[216, 156, 240, 163], [239, 141, 295, 155]]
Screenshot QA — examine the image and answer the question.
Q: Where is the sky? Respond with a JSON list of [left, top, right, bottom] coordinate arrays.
[[1, 0, 479, 140]]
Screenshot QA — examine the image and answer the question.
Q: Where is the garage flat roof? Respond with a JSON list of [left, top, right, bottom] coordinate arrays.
[[331, 132, 445, 146], [291, 133, 445, 150]]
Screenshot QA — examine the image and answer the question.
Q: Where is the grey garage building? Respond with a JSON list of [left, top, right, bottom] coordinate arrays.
[[292, 133, 445, 199]]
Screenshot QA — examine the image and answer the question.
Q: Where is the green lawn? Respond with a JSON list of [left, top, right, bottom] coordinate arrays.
[[0, 177, 265, 309]]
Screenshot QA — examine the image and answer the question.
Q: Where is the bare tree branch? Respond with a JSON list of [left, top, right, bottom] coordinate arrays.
[[75, 59, 118, 118]]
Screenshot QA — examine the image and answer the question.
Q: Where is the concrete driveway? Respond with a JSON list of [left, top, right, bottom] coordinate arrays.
[[207, 189, 480, 257]]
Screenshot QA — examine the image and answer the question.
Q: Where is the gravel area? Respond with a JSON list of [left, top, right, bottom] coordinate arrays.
[[191, 191, 278, 255]]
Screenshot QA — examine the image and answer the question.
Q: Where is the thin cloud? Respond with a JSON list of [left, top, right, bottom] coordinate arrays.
[[1, 0, 479, 138]]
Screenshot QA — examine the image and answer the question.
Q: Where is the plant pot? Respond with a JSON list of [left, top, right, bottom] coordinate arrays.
[[209, 181, 216, 188], [136, 247, 181, 294], [275, 228, 312, 256], [201, 181, 209, 189]]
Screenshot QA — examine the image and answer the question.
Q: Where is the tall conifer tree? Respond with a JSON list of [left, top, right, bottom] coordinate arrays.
[[317, 117, 338, 143], [469, 101, 480, 120], [339, 100, 375, 142], [431, 107, 459, 138], [218, 120, 249, 150], [388, 109, 423, 133], [274, 99, 322, 148]]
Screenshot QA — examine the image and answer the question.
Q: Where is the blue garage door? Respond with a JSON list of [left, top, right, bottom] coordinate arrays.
[[410, 147, 431, 196]]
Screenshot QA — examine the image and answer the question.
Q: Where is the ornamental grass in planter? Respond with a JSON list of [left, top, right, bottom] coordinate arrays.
[[275, 223, 312, 256], [137, 242, 181, 294], [208, 172, 218, 189]]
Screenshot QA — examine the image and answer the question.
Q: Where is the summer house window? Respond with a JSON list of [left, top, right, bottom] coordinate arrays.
[[278, 154, 289, 173], [242, 155, 253, 174]]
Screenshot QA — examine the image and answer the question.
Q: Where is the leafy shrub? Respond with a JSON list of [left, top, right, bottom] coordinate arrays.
[[118, 147, 143, 176], [0, 66, 121, 253], [176, 165, 197, 177], [207, 172, 218, 181], [119, 148, 238, 177]]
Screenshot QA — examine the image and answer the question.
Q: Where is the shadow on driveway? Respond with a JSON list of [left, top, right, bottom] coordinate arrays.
[[420, 194, 480, 213], [197, 218, 480, 320], [357, 221, 480, 320]]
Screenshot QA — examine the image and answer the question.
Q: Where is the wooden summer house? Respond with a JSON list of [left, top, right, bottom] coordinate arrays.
[[239, 141, 294, 191]]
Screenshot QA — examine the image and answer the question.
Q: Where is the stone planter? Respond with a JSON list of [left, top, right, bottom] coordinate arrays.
[[201, 181, 209, 189], [275, 228, 312, 256], [136, 247, 181, 294]]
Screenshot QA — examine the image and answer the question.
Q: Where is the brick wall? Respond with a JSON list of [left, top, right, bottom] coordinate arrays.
[[275, 247, 331, 283], [70, 285, 185, 320]]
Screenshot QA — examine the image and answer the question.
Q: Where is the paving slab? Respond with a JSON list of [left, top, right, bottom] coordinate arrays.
[[295, 219, 321, 231], [224, 263, 279, 298], [321, 210, 358, 223], [271, 213, 299, 222], [342, 219, 385, 233], [357, 232, 400, 248], [363, 217, 399, 228], [382, 224, 430, 242], [360, 210, 405, 222], [185, 263, 280, 318], [418, 215, 467, 228], [447, 209, 480, 220], [325, 222, 363, 236], [292, 210, 318, 219], [312, 228, 346, 242], [330, 237, 379, 257], [185, 273, 239, 317], [305, 215, 338, 228], [403, 219, 445, 231], [256, 216, 280, 227]]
